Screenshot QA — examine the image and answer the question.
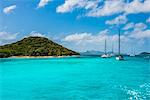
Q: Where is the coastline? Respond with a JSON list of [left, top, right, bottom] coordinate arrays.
[[8, 55, 79, 58]]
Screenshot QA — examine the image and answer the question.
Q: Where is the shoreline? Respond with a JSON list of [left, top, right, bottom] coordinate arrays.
[[8, 55, 79, 58]]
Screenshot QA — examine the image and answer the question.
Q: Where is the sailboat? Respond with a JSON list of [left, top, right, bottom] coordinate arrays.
[[101, 38, 110, 58], [110, 42, 115, 57], [129, 52, 135, 57], [116, 27, 124, 60], [129, 48, 136, 57]]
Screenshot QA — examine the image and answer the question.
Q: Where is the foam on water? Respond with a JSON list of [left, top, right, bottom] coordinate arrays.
[[118, 83, 150, 100]]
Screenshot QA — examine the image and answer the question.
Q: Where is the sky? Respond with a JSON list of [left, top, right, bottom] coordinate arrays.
[[0, 0, 150, 54]]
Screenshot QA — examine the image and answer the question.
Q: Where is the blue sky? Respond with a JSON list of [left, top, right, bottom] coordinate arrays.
[[0, 0, 150, 54]]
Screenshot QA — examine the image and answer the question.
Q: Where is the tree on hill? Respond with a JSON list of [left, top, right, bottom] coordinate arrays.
[[0, 37, 79, 58]]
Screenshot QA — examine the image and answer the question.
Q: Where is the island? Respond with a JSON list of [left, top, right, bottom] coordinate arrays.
[[137, 52, 150, 58], [0, 36, 79, 58]]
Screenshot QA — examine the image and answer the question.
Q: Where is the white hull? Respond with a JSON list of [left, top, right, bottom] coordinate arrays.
[[129, 54, 135, 57], [116, 56, 124, 60], [101, 54, 110, 58]]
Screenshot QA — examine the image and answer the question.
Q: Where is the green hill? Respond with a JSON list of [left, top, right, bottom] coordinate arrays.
[[0, 37, 79, 58]]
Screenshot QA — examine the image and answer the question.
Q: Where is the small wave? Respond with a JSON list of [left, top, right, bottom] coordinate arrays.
[[139, 83, 150, 97], [127, 89, 144, 100], [118, 83, 150, 100]]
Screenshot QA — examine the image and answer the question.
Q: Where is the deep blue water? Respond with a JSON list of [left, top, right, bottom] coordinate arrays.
[[0, 56, 150, 100]]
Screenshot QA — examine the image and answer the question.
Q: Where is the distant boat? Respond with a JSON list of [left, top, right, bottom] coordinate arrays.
[[101, 54, 110, 58], [116, 55, 124, 60], [129, 54, 135, 57], [129, 49, 136, 57], [101, 38, 110, 58], [116, 27, 124, 60]]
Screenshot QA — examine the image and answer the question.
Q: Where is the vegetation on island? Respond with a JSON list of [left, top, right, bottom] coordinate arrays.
[[137, 52, 150, 58], [0, 37, 79, 58]]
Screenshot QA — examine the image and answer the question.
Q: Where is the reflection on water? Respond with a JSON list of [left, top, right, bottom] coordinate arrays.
[[0, 59, 14, 63]]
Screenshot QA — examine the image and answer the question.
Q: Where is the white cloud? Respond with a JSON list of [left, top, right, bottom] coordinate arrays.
[[63, 32, 116, 45], [124, 0, 150, 14], [124, 22, 150, 39], [86, 0, 124, 17], [56, 0, 150, 17], [0, 31, 18, 45], [123, 22, 147, 31], [123, 22, 149, 39], [3, 5, 16, 14], [56, 0, 99, 13], [29, 31, 46, 37], [87, 0, 150, 17], [134, 22, 147, 32], [64, 33, 93, 42], [106, 14, 128, 25], [63, 29, 109, 43], [63, 30, 118, 52], [123, 23, 134, 30], [63, 26, 150, 53], [0, 31, 47, 45], [127, 22, 149, 39], [37, 0, 52, 8], [57, 0, 80, 13], [146, 17, 150, 23], [0, 31, 18, 40], [129, 29, 150, 39]]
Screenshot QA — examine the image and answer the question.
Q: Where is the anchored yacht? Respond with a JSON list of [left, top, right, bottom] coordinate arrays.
[[116, 27, 124, 60], [101, 38, 110, 58]]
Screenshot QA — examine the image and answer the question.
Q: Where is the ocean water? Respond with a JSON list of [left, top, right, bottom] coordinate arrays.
[[0, 56, 150, 100]]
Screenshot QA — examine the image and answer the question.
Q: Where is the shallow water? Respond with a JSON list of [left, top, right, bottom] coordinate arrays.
[[0, 56, 150, 100]]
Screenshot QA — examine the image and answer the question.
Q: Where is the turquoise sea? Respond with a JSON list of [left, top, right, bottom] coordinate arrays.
[[0, 56, 150, 100]]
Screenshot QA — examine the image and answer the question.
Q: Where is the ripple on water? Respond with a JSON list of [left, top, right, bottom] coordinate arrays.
[[119, 83, 150, 100]]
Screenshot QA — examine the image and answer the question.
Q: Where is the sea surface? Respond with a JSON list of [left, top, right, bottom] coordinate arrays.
[[0, 56, 150, 100]]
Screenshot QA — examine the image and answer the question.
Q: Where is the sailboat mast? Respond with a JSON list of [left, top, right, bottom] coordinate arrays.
[[112, 42, 114, 54], [115, 15, 124, 60], [118, 27, 121, 56], [105, 38, 106, 54]]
